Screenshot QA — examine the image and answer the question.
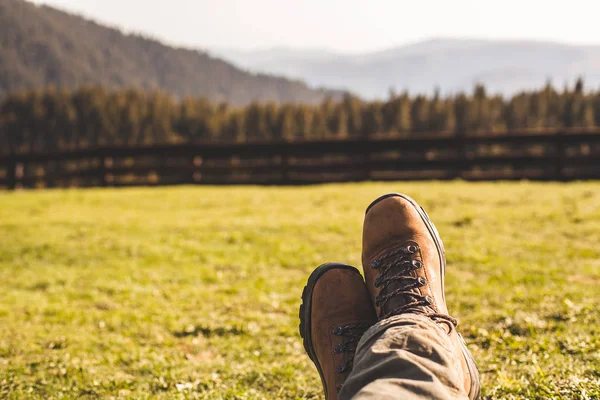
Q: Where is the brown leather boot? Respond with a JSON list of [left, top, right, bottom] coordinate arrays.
[[299, 263, 377, 399], [362, 193, 481, 399]]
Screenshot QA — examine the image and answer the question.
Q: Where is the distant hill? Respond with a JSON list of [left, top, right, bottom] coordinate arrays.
[[212, 39, 600, 99], [0, 0, 336, 105]]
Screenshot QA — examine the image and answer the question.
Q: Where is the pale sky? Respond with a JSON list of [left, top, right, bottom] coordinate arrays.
[[28, 0, 600, 53]]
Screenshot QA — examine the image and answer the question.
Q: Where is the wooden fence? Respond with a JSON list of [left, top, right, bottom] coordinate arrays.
[[1, 128, 600, 189]]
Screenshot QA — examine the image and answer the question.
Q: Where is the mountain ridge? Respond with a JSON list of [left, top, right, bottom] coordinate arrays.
[[0, 0, 337, 105], [211, 38, 600, 98]]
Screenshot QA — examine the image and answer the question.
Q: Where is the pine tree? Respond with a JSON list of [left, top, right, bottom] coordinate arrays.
[[245, 103, 268, 140], [411, 95, 430, 133], [343, 94, 363, 137], [362, 102, 384, 137], [331, 105, 348, 138], [295, 106, 313, 139], [264, 102, 279, 140], [454, 94, 470, 134], [594, 91, 600, 127], [310, 108, 330, 139], [278, 105, 295, 141], [229, 111, 246, 142]]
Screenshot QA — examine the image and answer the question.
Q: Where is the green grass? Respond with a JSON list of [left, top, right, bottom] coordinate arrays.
[[0, 182, 599, 399]]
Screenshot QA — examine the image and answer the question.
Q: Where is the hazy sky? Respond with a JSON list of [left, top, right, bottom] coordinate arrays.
[[28, 0, 600, 53]]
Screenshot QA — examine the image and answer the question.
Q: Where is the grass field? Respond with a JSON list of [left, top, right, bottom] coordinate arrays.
[[0, 182, 599, 399]]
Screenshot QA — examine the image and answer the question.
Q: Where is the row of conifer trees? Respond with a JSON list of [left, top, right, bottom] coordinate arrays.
[[1, 79, 600, 154]]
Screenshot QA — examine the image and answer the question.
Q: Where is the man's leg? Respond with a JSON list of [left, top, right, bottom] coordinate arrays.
[[350, 193, 480, 399], [299, 263, 377, 399], [340, 314, 468, 400]]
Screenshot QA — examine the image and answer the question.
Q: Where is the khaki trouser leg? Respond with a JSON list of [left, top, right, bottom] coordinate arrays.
[[339, 314, 469, 400]]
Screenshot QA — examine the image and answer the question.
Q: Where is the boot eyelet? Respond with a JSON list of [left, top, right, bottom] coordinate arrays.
[[332, 326, 344, 335], [406, 245, 418, 254], [336, 364, 347, 373], [424, 296, 433, 305], [371, 260, 381, 268], [418, 277, 427, 285], [412, 260, 423, 269], [334, 343, 345, 354]]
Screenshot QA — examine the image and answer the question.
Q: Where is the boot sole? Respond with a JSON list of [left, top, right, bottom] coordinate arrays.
[[299, 263, 362, 399], [366, 193, 481, 400]]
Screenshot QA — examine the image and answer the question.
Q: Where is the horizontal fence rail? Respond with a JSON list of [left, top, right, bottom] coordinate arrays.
[[1, 128, 600, 189]]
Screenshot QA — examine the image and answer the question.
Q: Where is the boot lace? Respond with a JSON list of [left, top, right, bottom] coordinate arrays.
[[331, 323, 370, 393], [371, 243, 458, 327]]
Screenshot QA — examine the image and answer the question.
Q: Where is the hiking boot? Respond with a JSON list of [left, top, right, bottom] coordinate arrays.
[[362, 193, 481, 400], [299, 263, 377, 399]]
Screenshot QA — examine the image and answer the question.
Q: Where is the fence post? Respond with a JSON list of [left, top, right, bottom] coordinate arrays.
[[99, 156, 107, 187], [6, 159, 16, 190], [45, 160, 56, 188], [362, 139, 371, 182], [455, 130, 467, 179], [280, 143, 289, 184], [554, 131, 565, 181]]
